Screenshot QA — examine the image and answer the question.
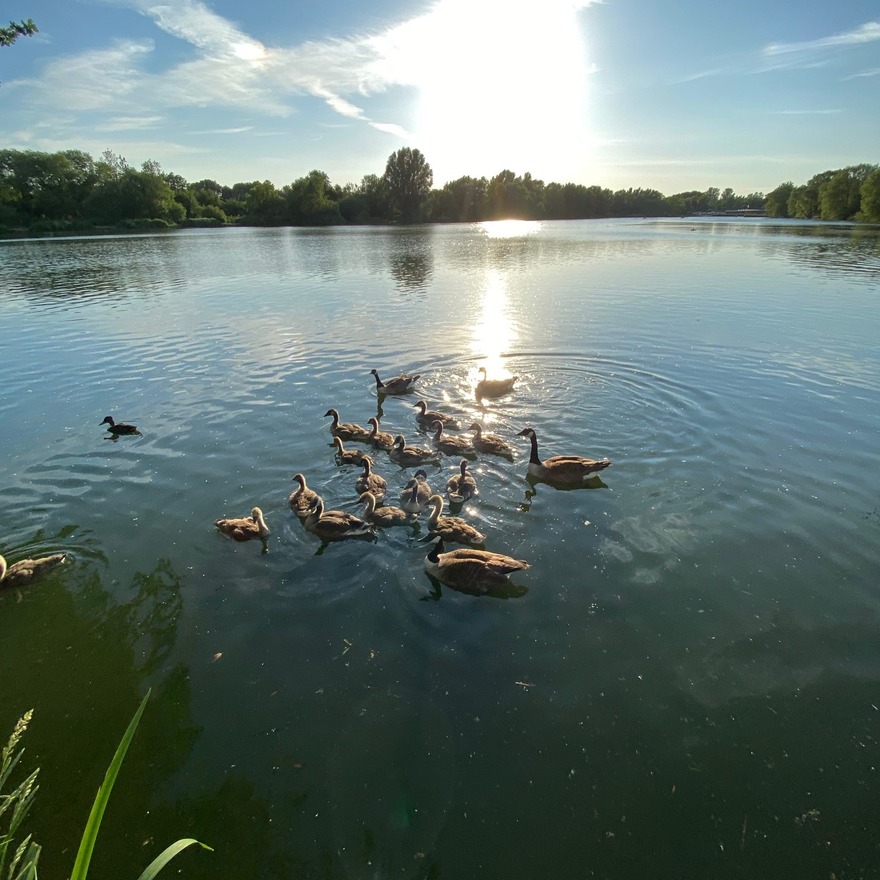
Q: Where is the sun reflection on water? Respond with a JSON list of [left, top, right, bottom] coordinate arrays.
[[470, 270, 518, 402], [480, 220, 543, 239]]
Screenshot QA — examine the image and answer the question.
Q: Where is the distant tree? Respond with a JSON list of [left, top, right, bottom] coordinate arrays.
[[764, 182, 794, 218], [429, 176, 488, 222], [84, 167, 184, 224], [486, 170, 544, 219], [859, 168, 880, 222], [818, 170, 860, 221], [382, 147, 433, 223], [0, 18, 37, 47], [339, 174, 390, 223], [282, 170, 342, 225], [242, 180, 284, 224]]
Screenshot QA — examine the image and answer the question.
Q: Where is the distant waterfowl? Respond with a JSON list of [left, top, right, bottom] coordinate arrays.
[[289, 473, 320, 517], [367, 416, 395, 451], [517, 427, 612, 483], [431, 420, 474, 456], [399, 469, 432, 514], [0, 552, 67, 588], [413, 400, 458, 429], [425, 494, 486, 546], [324, 408, 370, 442], [475, 367, 518, 399], [355, 456, 387, 501], [389, 434, 441, 467], [359, 492, 412, 528], [333, 436, 369, 465], [446, 459, 478, 503], [470, 422, 515, 458], [100, 415, 139, 435], [303, 497, 373, 541], [370, 368, 420, 395], [214, 506, 270, 541], [424, 537, 529, 592]]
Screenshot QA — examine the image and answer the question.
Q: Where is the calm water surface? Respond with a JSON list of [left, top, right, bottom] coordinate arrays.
[[1, 218, 879, 878]]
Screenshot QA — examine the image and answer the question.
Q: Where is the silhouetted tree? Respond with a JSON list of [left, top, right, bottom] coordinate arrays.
[[382, 148, 433, 223]]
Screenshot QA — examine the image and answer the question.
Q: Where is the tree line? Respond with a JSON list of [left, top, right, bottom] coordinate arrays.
[[0, 145, 877, 235]]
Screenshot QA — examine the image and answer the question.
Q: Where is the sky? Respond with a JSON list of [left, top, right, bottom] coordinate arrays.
[[1, 0, 878, 195]]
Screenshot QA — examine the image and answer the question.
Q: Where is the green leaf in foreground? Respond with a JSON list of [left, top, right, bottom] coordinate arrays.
[[136, 838, 214, 880]]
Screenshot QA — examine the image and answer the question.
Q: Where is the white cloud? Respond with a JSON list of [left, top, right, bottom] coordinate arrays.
[[772, 109, 842, 115], [97, 115, 165, 131], [764, 21, 880, 55], [842, 67, 880, 80]]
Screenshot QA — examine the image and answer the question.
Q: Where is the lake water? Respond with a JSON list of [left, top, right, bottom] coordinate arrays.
[[1, 218, 879, 879]]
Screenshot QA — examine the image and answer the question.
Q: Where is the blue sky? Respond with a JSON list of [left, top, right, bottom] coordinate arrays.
[[1, 0, 878, 194]]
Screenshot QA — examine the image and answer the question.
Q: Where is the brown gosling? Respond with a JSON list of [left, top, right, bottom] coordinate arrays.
[[425, 494, 486, 546], [324, 408, 371, 441], [469, 422, 515, 458], [355, 456, 387, 501], [367, 416, 395, 450], [303, 497, 373, 540], [399, 469, 432, 514], [0, 552, 67, 588], [289, 473, 320, 518], [359, 492, 412, 528], [431, 421, 474, 456], [333, 436, 369, 465], [389, 434, 441, 467], [413, 400, 458, 429], [215, 507, 270, 541], [446, 459, 478, 503]]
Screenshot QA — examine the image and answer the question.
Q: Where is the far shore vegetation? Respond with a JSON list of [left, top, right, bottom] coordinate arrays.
[[1, 146, 879, 237]]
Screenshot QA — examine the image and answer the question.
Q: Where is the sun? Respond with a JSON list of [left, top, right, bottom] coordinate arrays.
[[406, 0, 594, 184]]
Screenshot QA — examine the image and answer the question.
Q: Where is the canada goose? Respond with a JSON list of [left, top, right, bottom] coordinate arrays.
[[324, 409, 370, 442], [333, 436, 369, 465], [303, 497, 373, 540], [469, 422, 515, 458], [355, 456, 387, 501], [214, 507, 270, 541], [517, 427, 612, 483], [446, 459, 478, 503], [475, 367, 518, 399], [399, 469, 431, 514], [431, 421, 474, 456], [389, 434, 441, 467], [289, 473, 321, 517], [423, 537, 529, 592], [367, 417, 395, 451], [425, 494, 486, 546], [100, 415, 139, 435], [359, 492, 412, 528], [0, 552, 67, 588], [370, 368, 420, 395], [413, 400, 458, 429]]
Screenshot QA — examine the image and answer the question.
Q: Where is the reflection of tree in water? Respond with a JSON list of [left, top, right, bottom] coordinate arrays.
[[0, 556, 277, 879], [387, 232, 434, 293]]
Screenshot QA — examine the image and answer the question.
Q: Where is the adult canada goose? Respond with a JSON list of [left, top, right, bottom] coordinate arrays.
[[0, 552, 67, 588], [389, 434, 441, 467], [100, 415, 139, 435], [399, 469, 432, 514], [367, 417, 395, 451], [475, 367, 518, 399], [214, 507, 270, 541], [324, 409, 370, 442], [446, 459, 478, 503], [423, 537, 529, 592], [469, 422, 515, 458], [413, 400, 458, 429], [333, 436, 369, 465], [370, 368, 420, 395], [289, 473, 321, 517], [303, 497, 373, 540], [425, 494, 486, 546], [431, 421, 475, 456], [359, 492, 412, 528], [517, 427, 612, 483], [355, 456, 387, 501]]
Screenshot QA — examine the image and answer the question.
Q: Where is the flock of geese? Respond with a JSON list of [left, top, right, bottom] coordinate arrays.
[[0, 368, 613, 597]]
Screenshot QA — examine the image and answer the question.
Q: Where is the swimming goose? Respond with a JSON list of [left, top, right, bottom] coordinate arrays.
[[303, 497, 373, 540], [446, 459, 478, 503], [324, 409, 371, 442], [389, 434, 441, 467], [370, 368, 420, 395], [355, 456, 387, 501], [0, 552, 67, 588], [100, 415, 139, 435], [215, 507, 270, 541], [413, 400, 458, 429], [470, 422, 515, 458], [423, 537, 529, 592], [289, 473, 321, 517], [333, 436, 369, 465], [475, 367, 518, 399], [359, 492, 412, 528], [367, 417, 395, 451], [399, 469, 432, 514], [431, 421, 475, 456], [425, 494, 486, 546], [517, 427, 612, 483]]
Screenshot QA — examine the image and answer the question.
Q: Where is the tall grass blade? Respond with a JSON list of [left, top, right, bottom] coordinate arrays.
[[135, 838, 214, 880], [69, 689, 151, 880]]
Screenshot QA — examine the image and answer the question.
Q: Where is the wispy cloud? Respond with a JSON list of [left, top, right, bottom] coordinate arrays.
[[97, 115, 165, 131], [842, 67, 880, 80], [764, 21, 880, 55], [772, 109, 842, 115]]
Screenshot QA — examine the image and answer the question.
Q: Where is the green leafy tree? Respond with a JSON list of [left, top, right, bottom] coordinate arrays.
[[84, 168, 184, 224], [429, 176, 488, 222], [382, 147, 433, 223], [764, 182, 794, 218], [0, 18, 37, 47], [283, 169, 342, 225], [242, 180, 284, 224], [859, 168, 880, 222]]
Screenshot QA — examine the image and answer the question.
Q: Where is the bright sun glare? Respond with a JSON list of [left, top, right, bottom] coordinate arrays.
[[392, 0, 593, 183]]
